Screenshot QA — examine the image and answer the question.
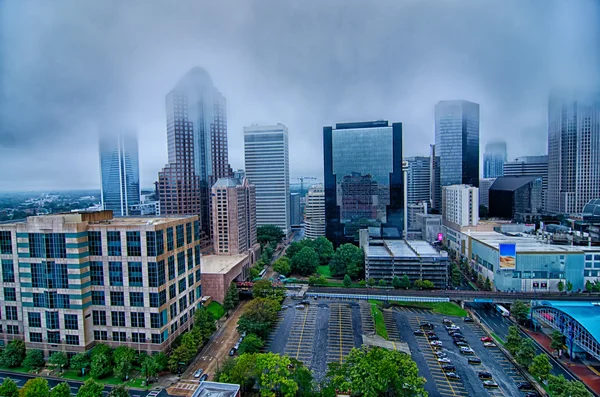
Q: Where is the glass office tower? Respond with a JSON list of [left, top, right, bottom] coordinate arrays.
[[323, 121, 403, 246], [483, 140, 507, 178]]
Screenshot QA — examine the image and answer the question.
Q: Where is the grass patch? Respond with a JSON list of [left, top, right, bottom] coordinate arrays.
[[371, 303, 388, 340], [317, 265, 332, 278], [491, 332, 505, 346], [390, 301, 467, 317], [62, 370, 151, 389], [206, 301, 226, 320], [0, 366, 35, 374]]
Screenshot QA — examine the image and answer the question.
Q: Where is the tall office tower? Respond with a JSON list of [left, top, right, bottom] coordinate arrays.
[[405, 156, 431, 204], [478, 178, 496, 209], [244, 124, 290, 235], [547, 91, 600, 214], [0, 211, 201, 354], [435, 100, 480, 188], [504, 155, 548, 211], [290, 193, 302, 226], [442, 184, 479, 227], [211, 178, 257, 255], [99, 132, 140, 216], [305, 184, 325, 239], [429, 144, 441, 211], [323, 121, 403, 246], [483, 140, 507, 178], [157, 68, 232, 243]]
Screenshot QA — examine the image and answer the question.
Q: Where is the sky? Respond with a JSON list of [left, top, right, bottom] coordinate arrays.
[[1, 0, 599, 191]]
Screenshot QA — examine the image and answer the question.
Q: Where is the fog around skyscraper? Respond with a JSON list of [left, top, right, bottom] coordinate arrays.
[[0, 0, 599, 190]]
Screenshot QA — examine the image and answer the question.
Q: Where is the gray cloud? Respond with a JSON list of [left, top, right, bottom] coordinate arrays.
[[1, 0, 598, 190]]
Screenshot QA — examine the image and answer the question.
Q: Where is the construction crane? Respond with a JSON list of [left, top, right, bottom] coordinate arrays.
[[293, 176, 317, 198]]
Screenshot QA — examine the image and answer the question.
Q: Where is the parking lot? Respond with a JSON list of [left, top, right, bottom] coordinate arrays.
[[327, 303, 356, 364]]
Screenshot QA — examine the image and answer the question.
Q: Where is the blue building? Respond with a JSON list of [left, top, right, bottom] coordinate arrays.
[[99, 132, 140, 216], [483, 141, 507, 178]]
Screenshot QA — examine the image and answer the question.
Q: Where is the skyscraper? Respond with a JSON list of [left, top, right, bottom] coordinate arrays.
[[305, 184, 325, 239], [442, 185, 479, 227], [323, 121, 403, 246], [405, 156, 431, 205], [157, 67, 232, 243], [435, 100, 480, 188], [290, 193, 302, 226], [99, 132, 140, 216], [547, 91, 600, 214], [478, 178, 496, 209], [244, 124, 290, 235], [429, 144, 441, 211], [504, 155, 548, 211], [483, 140, 507, 178]]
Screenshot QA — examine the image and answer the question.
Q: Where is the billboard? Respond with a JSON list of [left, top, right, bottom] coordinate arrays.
[[499, 243, 516, 269]]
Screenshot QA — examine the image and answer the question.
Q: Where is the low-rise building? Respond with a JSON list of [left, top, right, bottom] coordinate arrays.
[[192, 381, 241, 397], [415, 213, 443, 243], [489, 175, 543, 222], [201, 253, 257, 303], [407, 202, 427, 230], [442, 184, 479, 228]]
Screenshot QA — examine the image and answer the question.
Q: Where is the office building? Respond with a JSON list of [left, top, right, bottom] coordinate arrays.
[[323, 121, 403, 246], [232, 169, 245, 180], [99, 132, 140, 216], [504, 155, 548, 211], [489, 176, 543, 222], [415, 213, 443, 243], [305, 184, 325, 240], [157, 67, 232, 244], [0, 211, 201, 355], [429, 144, 441, 211], [405, 156, 431, 205], [548, 91, 600, 214], [244, 124, 290, 235], [483, 141, 507, 178], [435, 100, 480, 188], [290, 193, 302, 226], [442, 185, 479, 227], [407, 202, 427, 229], [478, 178, 496, 209]]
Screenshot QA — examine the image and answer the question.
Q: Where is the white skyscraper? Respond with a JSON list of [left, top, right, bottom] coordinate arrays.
[[442, 184, 479, 227], [305, 184, 325, 239], [244, 124, 290, 235]]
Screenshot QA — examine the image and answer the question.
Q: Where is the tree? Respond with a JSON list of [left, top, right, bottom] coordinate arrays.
[[414, 279, 424, 289], [286, 240, 312, 261], [237, 298, 281, 338], [0, 378, 19, 397], [422, 280, 435, 289], [324, 346, 426, 397], [564, 380, 594, 397], [392, 276, 401, 289], [261, 244, 275, 265], [516, 339, 536, 367], [0, 340, 26, 368], [70, 353, 90, 376], [329, 244, 364, 279], [312, 237, 334, 266], [19, 378, 49, 397], [378, 279, 387, 287], [237, 333, 264, 355], [48, 352, 69, 372], [550, 330, 564, 353], [90, 353, 112, 379], [107, 385, 129, 397], [400, 274, 411, 289], [484, 277, 492, 291], [76, 379, 104, 397], [253, 279, 284, 301], [511, 300, 529, 324], [566, 280, 574, 292], [290, 246, 319, 276], [529, 354, 552, 382], [223, 282, 238, 314], [477, 274, 484, 287], [113, 346, 136, 380], [194, 307, 217, 341], [257, 225, 285, 247], [141, 356, 159, 383], [50, 383, 71, 397], [255, 353, 300, 397], [343, 274, 352, 287], [90, 344, 113, 363], [367, 278, 376, 287], [548, 375, 569, 397], [506, 326, 523, 355], [23, 349, 45, 369], [558, 280, 565, 292], [272, 257, 291, 277], [451, 265, 461, 286], [154, 352, 168, 371]]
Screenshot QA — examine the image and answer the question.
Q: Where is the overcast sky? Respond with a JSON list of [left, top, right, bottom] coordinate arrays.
[[1, 0, 599, 191]]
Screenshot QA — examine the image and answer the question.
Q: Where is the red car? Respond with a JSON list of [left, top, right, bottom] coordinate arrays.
[[481, 337, 493, 342]]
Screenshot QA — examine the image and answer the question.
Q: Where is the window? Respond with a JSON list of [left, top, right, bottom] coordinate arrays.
[[46, 311, 59, 329], [31, 262, 68, 289], [33, 293, 46, 308], [6, 325, 18, 335], [4, 287, 16, 301], [186, 223, 192, 244], [2, 260, 14, 283], [586, 254, 593, 261], [596, 255, 600, 261], [194, 246, 200, 267], [167, 227, 174, 251], [109, 262, 123, 286], [170, 302, 178, 319], [171, 322, 178, 334], [187, 248, 193, 270], [92, 310, 106, 326], [6, 306, 18, 321], [150, 313, 163, 328], [188, 273, 194, 287], [64, 314, 78, 330], [146, 232, 157, 257], [177, 252, 185, 275], [159, 290, 167, 306], [169, 284, 176, 300], [29, 233, 66, 258], [112, 331, 126, 342], [111, 311, 126, 327], [168, 256, 175, 280], [196, 268, 201, 282], [47, 331, 60, 344], [94, 330, 108, 341], [194, 220, 200, 241], [176, 225, 184, 248], [30, 332, 43, 343], [0, 231, 12, 254], [65, 335, 79, 345], [148, 262, 162, 288], [90, 261, 104, 286], [151, 334, 164, 344], [28, 312, 41, 328], [179, 313, 188, 326], [178, 278, 187, 294], [179, 296, 188, 312], [149, 293, 160, 308], [88, 231, 102, 256], [132, 333, 146, 343], [92, 291, 105, 305], [107, 231, 121, 256], [189, 289, 195, 304], [128, 262, 143, 286], [156, 230, 164, 256], [586, 261, 593, 268], [130, 292, 144, 307], [126, 231, 141, 256], [110, 291, 125, 306], [130, 312, 145, 328]]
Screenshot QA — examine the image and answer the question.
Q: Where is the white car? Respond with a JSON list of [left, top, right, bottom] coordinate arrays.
[[295, 304, 305, 310], [460, 347, 475, 355], [430, 341, 443, 346], [483, 342, 497, 348], [194, 369, 204, 378], [437, 357, 452, 363], [434, 351, 447, 357]]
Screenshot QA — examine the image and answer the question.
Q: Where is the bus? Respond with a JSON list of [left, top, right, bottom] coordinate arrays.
[[496, 304, 510, 317], [258, 269, 267, 278]]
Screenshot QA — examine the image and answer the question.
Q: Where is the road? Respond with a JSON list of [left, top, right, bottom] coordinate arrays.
[[264, 229, 302, 279]]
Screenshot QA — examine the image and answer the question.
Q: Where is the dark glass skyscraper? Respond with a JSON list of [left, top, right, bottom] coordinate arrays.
[[99, 132, 140, 216], [435, 100, 480, 188], [323, 121, 403, 246]]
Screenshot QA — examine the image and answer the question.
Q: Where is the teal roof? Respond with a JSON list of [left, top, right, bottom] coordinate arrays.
[[539, 300, 600, 340]]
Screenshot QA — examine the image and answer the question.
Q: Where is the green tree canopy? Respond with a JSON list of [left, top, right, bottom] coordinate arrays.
[[70, 353, 90, 375], [329, 244, 364, 279], [548, 375, 592, 397], [516, 338, 536, 367], [312, 237, 334, 266], [90, 353, 112, 379], [76, 378, 104, 397], [511, 300, 529, 324], [237, 298, 281, 338], [237, 333, 264, 355], [141, 356, 159, 383], [557, 280, 565, 292], [529, 354, 552, 382], [506, 326, 523, 355], [223, 282, 240, 313], [550, 330, 564, 353], [286, 240, 313, 261], [343, 274, 352, 287], [392, 276, 401, 289], [194, 307, 217, 341], [154, 352, 168, 371], [107, 384, 129, 397], [48, 352, 69, 372], [0, 378, 19, 397], [253, 279, 276, 299], [113, 346, 136, 380], [290, 246, 319, 276], [90, 344, 113, 363], [367, 278, 376, 287], [0, 340, 26, 368], [257, 225, 285, 247], [23, 349, 45, 369], [378, 279, 387, 287], [566, 280, 574, 292], [422, 280, 435, 289], [484, 277, 492, 291], [400, 274, 410, 289], [272, 257, 291, 277], [50, 383, 71, 397], [20, 378, 50, 397]]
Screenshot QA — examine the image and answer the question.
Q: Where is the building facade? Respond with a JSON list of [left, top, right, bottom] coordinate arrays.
[[547, 91, 600, 214], [407, 202, 427, 230], [415, 213, 443, 243], [429, 144, 441, 211], [99, 132, 140, 216], [442, 185, 479, 227], [478, 178, 496, 209], [323, 121, 404, 246], [504, 155, 548, 212], [405, 156, 431, 205], [243, 124, 290, 236], [290, 193, 302, 226], [211, 178, 257, 255], [0, 211, 201, 355], [483, 141, 507, 178], [435, 100, 480, 188], [305, 184, 325, 240], [489, 176, 543, 222]]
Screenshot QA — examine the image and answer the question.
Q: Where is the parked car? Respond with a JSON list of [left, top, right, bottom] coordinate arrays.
[[434, 351, 447, 358], [420, 322, 434, 330], [442, 319, 453, 325], [300, 300, 311, 305], [483, 342, 497, 348], [446, 372, 461, 380], [199, 374, 208, 382], [481, 336, 493, 342], [483, 380, 499, 388], [295, 304, 305, 310], [468, 357, 482, 365], [194, 369, 204, 378], [425, 331, 436, 336], [464, 317, 474, 322], [517, 382, 533, 390], [413, 330, 425, 336], [452, 336, 466, 342], [437, 357, 452, 363], [430, 341, 443, 346], [281, 305, 289, 309], [478, 371, 493, 379], [241, 332, 247, 338], [441, 364, 456, 371], [460, 347, 475, 355], [234, 342, 240, 350], [449, 331, 462, 337], [445, 325, 460, 331], [229, 348, 236, 356], [429, 335, 440, 341], [455, 341, 469, 347]]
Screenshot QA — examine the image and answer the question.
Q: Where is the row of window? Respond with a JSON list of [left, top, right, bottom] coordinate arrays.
[[28, 332, 79, 345], [91, 310, 164, 328], [91, 331, 164, 344], [0, 231, 11, 255], [27, 312, 78, 330], [90, 287, 196, 310]]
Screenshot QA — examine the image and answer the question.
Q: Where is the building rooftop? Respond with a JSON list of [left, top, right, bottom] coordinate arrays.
[[365, 239, 447, 259], [213, 178, 242, 188], [202, 253, 248, 274], [191, 381, 240, 397], [0, 211, 195, 228], [465, 231, 584, 253], [490, 175, 540, 192], [538, 301, 600, 344]]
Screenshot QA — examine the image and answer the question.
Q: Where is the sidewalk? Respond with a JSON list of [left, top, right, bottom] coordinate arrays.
[[524, 329, 600, 395]]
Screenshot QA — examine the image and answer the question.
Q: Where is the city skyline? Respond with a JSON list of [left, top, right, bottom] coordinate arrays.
[[2, 1, 598, 190]]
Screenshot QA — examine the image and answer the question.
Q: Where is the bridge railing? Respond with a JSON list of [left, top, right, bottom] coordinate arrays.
[[306, 292, 449, 303]]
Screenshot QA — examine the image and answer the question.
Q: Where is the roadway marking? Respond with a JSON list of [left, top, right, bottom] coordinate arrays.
[[296, 305, 310, 359], [338, 304, 343, 362]]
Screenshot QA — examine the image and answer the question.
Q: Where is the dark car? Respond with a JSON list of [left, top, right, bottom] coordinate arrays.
[[229, 348, 236, 356], [300, 300, 310, 305], [464, 317, 474, 322], [420, 322, 434, 330], [429, 335, 440, 341], [413, 330, 425, 336], [478, 371, 492, 379], [199, 374, 208, 382], [453, 336, 466, 343], [517, 382, 533, 390], [468, 357, 482, 365], [483, 380, 499, 388], [449, 331, 463, 337], [441, 364, 456, 371], [425, 331, 436, 336]]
